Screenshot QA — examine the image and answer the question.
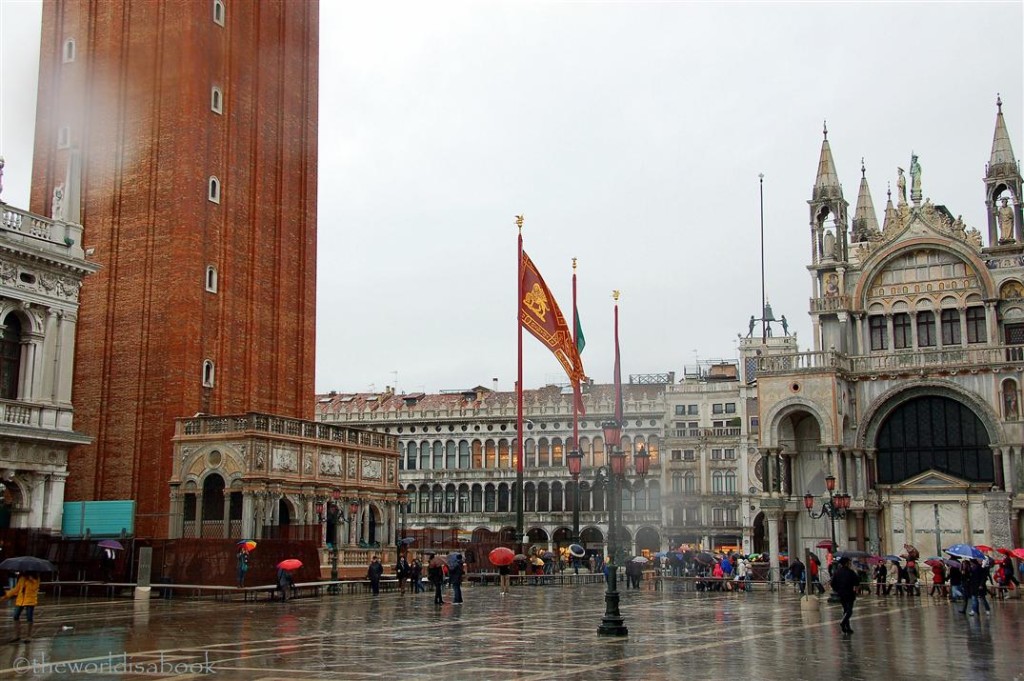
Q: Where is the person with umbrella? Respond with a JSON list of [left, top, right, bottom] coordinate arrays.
[[1, 570, 40, 642], [788, 556, 806, 594], [427, 554, 445, 605], [830, 556, 859, 634]]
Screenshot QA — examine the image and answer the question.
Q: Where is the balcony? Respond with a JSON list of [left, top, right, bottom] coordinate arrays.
[[666, 427, 741, 440], [755, 344, 1024, 380], [810, 295, 851, 314], [0, 398, 89, 443]]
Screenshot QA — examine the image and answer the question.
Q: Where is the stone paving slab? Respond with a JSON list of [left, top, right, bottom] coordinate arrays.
[[0, 583, 1020, 680]]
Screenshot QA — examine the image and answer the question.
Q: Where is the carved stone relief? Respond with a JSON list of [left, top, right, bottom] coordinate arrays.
[[320, 453, 342, 477]]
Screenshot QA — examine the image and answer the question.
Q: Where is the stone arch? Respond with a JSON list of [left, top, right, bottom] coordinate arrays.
[[0, 304, 42, 335], [857, 379, 1003, 450], [634, 526, 661, 553], [853, 237, 997, 306], [762, 397, 834, 449]]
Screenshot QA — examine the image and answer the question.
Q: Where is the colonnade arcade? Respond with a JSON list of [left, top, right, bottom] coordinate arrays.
[[404, 478, 661, 515], [402, 435, 660, 471]]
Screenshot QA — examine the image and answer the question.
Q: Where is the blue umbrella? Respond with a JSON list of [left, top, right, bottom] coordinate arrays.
[[883, 555, 901, 562], [447, 553, 463, 569], [654, 551, 669, 558], [945, 544, 984, 560], [569, 544, 586, 558]]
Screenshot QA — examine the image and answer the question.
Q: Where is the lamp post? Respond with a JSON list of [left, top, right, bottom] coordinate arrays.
[[594, 421, 650, 637], [803, 471, 851, 602]]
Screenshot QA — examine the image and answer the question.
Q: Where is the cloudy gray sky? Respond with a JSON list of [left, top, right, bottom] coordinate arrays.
[[2, 2, 1022, 395]]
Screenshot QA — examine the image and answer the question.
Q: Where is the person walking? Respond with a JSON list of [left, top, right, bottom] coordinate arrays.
[[427, 554, 445, 605], [885, 559, 899, 596], [449, 554, 465, 604], [367, 555, 384, 596], [966, 559, 993, 616], [276, 567, 294, 602], [236, 548, 250, 588], [831, 557, 859, 634], [874, 561, 887, 596], [411, 557, 424, 593], [1, 571, 40, 642], [395, 554, 409, 594], [498, 563, 511, 595], [788, 557, 806, 594]]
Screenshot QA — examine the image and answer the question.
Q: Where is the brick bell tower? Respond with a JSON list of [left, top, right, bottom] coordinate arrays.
[[29, 0, 319, 537]]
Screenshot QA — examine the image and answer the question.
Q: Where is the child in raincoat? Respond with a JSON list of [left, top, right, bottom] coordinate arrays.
[[1, 571, 40, 642]]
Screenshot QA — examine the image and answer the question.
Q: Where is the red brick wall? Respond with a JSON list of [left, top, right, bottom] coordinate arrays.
[[30, 0, 318, 538]]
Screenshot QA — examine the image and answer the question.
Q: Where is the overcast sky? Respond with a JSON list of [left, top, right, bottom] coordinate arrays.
[[2, 2, 1022, 395]]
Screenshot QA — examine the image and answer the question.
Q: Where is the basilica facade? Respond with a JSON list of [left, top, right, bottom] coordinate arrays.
[[751, 98, 1024, 579]]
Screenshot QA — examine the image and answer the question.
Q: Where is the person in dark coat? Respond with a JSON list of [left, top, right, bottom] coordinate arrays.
[[966, 559, 993, 616], [449, 554, 465, 604], [367, 555, 384, 596], [276, 568, 294, 602], [788, 558, 806, 594], [427, 554, 445, 605], [411, 558, 424, 593], [395, 555, 409, 594], [830, 556, 860, 634]]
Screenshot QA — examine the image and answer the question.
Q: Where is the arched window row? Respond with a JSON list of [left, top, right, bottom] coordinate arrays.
[[403, 480, 661, 515], [399, 436, 660, 471]]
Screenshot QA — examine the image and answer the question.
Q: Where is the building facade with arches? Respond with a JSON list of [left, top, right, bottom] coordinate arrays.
[[167, 413, 402, 548], [0, 190, 97, 530], [316, 382, 667, 558], [750, 99, 1024, 579]]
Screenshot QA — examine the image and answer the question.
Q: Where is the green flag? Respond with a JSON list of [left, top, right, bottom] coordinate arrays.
[[574, 306, 586, 354]]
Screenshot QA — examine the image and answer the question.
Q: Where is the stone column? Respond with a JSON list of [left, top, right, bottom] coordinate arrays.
[[854, 511, 866, 551], [984, 492, 1012, 549], [991, 446, 1005, 491], [241, 493, 255, 540], [866, 511, 880, 556], [853, 314, 863, 355], [758, 448, 774, 498], [985, 302, 999, 345], [1004, 447, 1016, 494], [46, 472, 67, 532], [218, 491, 229, 539], [766, 509, 781, 583], [168, 488, 184, 539], [785, 512, 799, 558], [958, 307, 968, 346]]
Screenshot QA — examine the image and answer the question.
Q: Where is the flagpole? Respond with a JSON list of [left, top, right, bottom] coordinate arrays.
[[759, 173, 766, 343], [515, 215, 525, 554], [572, 258, 579, 456]]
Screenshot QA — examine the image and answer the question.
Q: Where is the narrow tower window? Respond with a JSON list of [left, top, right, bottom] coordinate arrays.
[[202, 360, 215, 388], [62, 39, 76, 63], [208, 176, 220, 203], [205, 265, 218, 293], [213, 0, 225, 26], [57, 126, 71, 149], [210, 86, 223, 114]]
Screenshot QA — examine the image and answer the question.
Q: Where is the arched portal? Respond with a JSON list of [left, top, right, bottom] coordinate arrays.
[[634, 526, 661, 553], [876, 395, 993, 483], [278, 498, 292, 526]]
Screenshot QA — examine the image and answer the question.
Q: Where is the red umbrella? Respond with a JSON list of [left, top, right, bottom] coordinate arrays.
[[489, 547, 515, 567], [997, 547, 1012, 557], [1013, 548, 1024, 561], [866, 556, 884, 565], [816, 540, 835, 550], [276, 559, 302, 571], [903, 544, 920, 560], [924, 559, 944, 568], [975, 544, 994, 554]]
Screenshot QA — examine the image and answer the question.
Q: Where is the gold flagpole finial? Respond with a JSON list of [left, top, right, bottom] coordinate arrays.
[[572, 257, 577, 271], [515, 215, 524, 231], [612, 290, 620, 301]]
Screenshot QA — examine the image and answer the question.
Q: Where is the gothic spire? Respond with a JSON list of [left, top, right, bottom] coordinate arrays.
[[882, 181, 898, 233], [988, 94, 1019, 177], [851, 158, 879, 241], [813, 121, 844, 201]]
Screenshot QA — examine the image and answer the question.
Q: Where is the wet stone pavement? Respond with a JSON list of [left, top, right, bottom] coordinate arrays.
[[0, 582, 1021, 680]]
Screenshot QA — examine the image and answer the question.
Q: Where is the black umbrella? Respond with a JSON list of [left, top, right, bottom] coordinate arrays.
[[399, 537, 416, 545], [694, 552, 715, 565], [0, 556, 56, 573]]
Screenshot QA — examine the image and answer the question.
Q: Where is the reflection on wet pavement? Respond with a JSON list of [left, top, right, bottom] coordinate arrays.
[[0, 584, 1019, 679]]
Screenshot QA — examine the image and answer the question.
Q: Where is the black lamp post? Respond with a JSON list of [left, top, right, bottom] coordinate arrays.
[[595, 421, 649, 637], [804, 470, 851, 601]]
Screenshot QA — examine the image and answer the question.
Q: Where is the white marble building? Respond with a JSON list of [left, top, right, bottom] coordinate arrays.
[[0, 159, 97, 530]]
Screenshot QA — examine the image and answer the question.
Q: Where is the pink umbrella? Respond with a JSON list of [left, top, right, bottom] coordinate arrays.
[[276, 559, 302, 571]]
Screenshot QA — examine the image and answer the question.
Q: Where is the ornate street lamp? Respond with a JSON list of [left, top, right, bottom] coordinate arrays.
[[598, 420, 627, 637], [804, 456, 850, 602]]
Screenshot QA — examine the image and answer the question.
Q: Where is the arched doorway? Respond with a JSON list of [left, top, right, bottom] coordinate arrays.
[[278, 498, 292, 526], [201, 473, 225, 538], [635, 526, 661, 554], [876, 395, 993, 483]]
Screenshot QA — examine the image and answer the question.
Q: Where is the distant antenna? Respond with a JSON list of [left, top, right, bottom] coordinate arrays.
[[391, 370, 399, 394]]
